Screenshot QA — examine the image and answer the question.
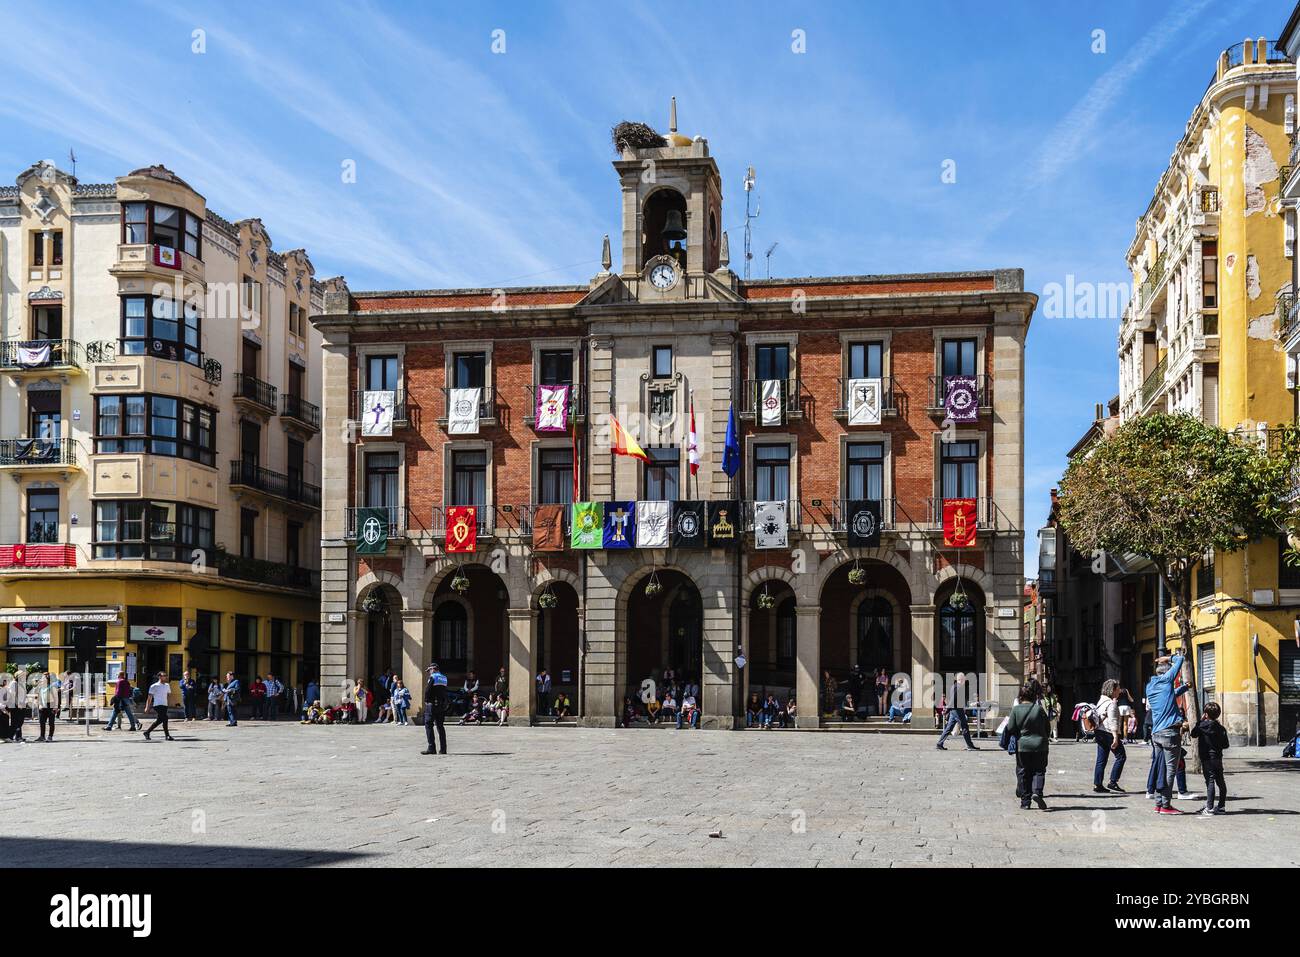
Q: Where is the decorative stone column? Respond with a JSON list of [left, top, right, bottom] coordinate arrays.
[[910, 604, 937, 712], [400, 610, 427, 711], [507, 607, 534, 726], [794, 605, 820, 729]]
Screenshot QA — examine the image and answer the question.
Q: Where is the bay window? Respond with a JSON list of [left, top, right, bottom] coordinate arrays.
[[96, 394, 216, 465], [120, 294, 201, 365], [94, 500, 214, 560], [122, 201, 203, 260]]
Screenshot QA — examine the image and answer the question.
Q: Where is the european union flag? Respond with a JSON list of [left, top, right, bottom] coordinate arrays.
[[721, 403, 740, 478]]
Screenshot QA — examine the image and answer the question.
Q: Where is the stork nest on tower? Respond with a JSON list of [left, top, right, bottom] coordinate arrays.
[[612, 121, 667, 153]]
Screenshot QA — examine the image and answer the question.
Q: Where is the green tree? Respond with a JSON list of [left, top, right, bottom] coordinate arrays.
[[1057, 413, 1298, 768]]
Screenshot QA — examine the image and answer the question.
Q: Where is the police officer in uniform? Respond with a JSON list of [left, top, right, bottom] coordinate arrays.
[[422, 662, 449, 755]]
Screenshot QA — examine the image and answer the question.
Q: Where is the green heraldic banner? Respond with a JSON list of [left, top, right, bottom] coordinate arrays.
[[570, 502, 604, 549], [355, 508, 389, 555]]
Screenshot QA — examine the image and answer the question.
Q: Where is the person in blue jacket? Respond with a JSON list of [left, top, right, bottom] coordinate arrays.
[[1145, 647, 1190, 815]]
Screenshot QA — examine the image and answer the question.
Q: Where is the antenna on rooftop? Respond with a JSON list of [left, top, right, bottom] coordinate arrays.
[[743, 166, 759, 280], [765, 242, 779, 279]]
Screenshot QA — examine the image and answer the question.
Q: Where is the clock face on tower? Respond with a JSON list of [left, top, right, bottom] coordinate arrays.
[[647, 257, 679, 291]]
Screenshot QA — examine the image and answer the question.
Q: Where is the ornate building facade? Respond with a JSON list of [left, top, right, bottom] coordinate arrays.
[[315, 113, 1035, 727]]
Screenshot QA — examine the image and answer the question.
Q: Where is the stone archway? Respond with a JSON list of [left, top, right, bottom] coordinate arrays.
[[819, 559, 912, 719]]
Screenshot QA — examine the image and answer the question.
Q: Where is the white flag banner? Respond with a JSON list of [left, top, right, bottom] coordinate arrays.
[[754, 500, 788, 550], [448, 388, 481, 435], [361, 390, 394, 437], [759, 379, 785, 426], [16, 343, 51, 367], [535, 384, 569, 432], [847, 377, 882, 425], [635, 500, 670, 549]]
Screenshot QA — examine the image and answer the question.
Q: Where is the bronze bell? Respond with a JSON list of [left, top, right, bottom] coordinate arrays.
[[661, 209, 687, 241]]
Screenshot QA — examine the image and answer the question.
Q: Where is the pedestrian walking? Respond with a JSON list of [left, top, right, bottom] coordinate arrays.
[[35, 670, 60, 741], [143, 672, 174, 741], [265, 673, 283, 720], [535, 669, 552, 717], [1093, 679, 1131, 793], [421, 663, 449, 755], [222, 672, 242, 726], [1190, 701, 1230, 816], [1146, 647, 1190, 815], [1042, 686, 1060, 741], [207, 679, 223, 721], [936, 674, 978, 750], [1005, 680, 1051, 810], [391, 678, 412, 725], [105, 673, 140, 732]]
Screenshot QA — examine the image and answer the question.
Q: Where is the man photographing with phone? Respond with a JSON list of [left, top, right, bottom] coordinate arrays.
[[1145, 644, 1190, 816]]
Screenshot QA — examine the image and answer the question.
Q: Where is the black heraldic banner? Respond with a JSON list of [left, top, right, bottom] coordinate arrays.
[[846, 500, 882, 547], [671, 501, 706, 548]]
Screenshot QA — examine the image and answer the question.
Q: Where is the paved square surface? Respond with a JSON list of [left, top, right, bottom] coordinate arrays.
[[3, 720, 1296, 867]]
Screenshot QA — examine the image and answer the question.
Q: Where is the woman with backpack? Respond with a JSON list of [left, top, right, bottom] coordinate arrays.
[[1004, 680, 1051, 811]]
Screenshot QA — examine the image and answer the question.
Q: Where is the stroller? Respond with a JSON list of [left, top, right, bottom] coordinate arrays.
[[1071, 701, 1101, 743]]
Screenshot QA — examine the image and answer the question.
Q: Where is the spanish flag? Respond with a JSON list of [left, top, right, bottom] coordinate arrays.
[[609, 414, 649, 462]]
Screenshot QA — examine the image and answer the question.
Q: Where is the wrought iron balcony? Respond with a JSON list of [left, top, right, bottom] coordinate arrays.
[[229, 460, 320, 508], [280, 393, 321, 432], [516, 503, 572, 535], [234, 373, 278, 413], [833, 376, 900, 419], [430, 504, 497, 538], [1140, 354, 1168, 408], [827, 498, 900, 533], [0, 339, 84, 372], [214, 547, 314, 590], [924, 497, 1000, 532], [439, 386, 497, 426], [741, 500, 803, 532], [0, 437, 80, 468], [345, 505, 411, 540], [927, 374, 993, 412], [739, 378, 804, 420]]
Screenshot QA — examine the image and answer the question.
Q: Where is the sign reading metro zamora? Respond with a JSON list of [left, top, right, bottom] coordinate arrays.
[[314, 100, 1033, 729]]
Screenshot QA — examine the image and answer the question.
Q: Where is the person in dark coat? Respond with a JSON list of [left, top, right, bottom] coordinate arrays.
[[1005, 681, 1051, 810], [422, 663, 450, 755], [1190, 701, 1230, 815]]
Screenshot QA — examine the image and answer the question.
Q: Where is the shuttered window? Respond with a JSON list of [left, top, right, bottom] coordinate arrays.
[[1197, 643, 1217, 705]]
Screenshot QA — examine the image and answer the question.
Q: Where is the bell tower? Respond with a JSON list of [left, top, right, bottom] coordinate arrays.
[[613, 98, 724, 281]]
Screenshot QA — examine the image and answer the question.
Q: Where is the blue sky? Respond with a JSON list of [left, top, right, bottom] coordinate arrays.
[[0, 0, 1285, 572]]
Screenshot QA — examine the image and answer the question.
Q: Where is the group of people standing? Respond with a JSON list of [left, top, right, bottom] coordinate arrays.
[[821, 667, 893, 719], [0, 669, 66, 743]]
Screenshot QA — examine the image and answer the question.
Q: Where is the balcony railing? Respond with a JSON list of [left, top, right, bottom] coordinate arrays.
[[928, 374, 992, 411], [833, 377, 900, 418], [440, 386, 496, 424], [741, 500, 803, 532], [214, 547, 314, 590], [0, 543, 77, 569], [352, 389, 410, 427], [280, 393, 321, 431], [924, 497, 1000, 532], [524, 384, 587, 426], [234, 373, 278, 412], [740, 378, 804, 419], [345, 505, 412, 541], [229, 460, 320, 508], [827, 498, 900, 533], [430, 504, 497, 538], [0, 339, 84, 372], [1140, 354, 1168, 408], [0, 437, 79, 467]]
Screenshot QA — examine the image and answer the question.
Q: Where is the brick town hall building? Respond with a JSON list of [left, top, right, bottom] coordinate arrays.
[[313, 109, 1036, 728]]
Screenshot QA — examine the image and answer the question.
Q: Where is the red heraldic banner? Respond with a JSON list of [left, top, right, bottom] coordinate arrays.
[[445, 506, 477, 554], [0, 544, 76, 568], [942, 499, 978, 548]]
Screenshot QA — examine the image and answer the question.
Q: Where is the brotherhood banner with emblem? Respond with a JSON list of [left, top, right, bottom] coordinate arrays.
[[759, 379, 785, 427], [846, 500, 883, 547], [355, 507, 389, 555], [753, 500, 788, 550], [943, 498, 978, 548], [944, 376, 978, 422], [603, 501, 635, 549], [535, 384, 569, 433], [445, 506, 477, 554], [847, 378, 882, 426], [361, 390, 394, 437], [707, 500, 739, 548], [671, 501, 706, 548], [635, 500, 670, 549], [153, 244, 181, 270], [570, 502, 604, 549], [16, 343, 51, 367], [448, 388, 481, 434], [531, 504, 565, 552]]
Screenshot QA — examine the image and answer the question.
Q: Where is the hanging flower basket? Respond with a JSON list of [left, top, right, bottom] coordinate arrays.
[[757, 584, 775, 610], [361, 592, 386, 614], [538, 589, 558, 609], [949, 579, 969, 611], [450, 569, 471, 594], [644, 571, 662, 597], [848, 562, 867, 586]]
